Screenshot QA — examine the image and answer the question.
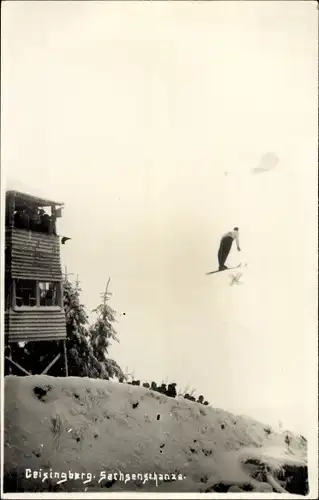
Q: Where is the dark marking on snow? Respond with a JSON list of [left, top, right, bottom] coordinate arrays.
[[193, 439, 197, 443], [202, 448, 213, 456], [200, 474, 209, 483], [76, 437, 80, 443], [132, 401, 139, 409], [221, 423, 225, 429], [228, 485, 244, 492], [241, 483, 254, 491], [32, 450, 41, 458], [73, 393, 80, 400], [33, 385, 52, 402], [51, 415, 62, 436], [148, 391, 161, 401], [157, 414, 160, 420], [160, 444, 165, 448], [285, 434, 292, 446], [205, 482, 229, 493], [93, 434, 98, 439], [206, 482, 253, 493], [101, 479, 116, 489], [189, 447, 197, 454]]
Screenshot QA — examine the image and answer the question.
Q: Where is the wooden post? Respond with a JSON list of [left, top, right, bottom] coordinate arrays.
[[12, 280, 16, 309], [59, 281, 64, 307], [41, 353, 61, 375], [5, 344, 12, 375], [63, 339, 68, 377], [5, 357, 32, 376], [51, 205, 57, 235]]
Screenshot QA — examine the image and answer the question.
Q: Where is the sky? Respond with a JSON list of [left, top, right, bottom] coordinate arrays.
[[1, 1, 318, 436]]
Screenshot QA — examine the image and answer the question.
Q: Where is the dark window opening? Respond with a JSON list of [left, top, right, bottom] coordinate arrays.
[[12, 206, 57, 235], [14, 279, 61, 308], [15, 279, 37, 307], [39, 282, 59, 307]]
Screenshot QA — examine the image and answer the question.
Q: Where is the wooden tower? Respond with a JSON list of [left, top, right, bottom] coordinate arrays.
[[4, 190, 68, 376]]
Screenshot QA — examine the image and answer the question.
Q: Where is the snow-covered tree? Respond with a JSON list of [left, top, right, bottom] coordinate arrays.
[[88, 278, 124, 380]]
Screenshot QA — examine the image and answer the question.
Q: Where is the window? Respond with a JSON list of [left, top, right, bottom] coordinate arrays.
[[15, 279, 37, 307], [14, 279, 62, 308], [39, 282, 59, 306]]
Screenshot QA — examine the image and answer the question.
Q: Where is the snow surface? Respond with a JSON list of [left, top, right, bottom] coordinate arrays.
[[4, 375, 307, 493]]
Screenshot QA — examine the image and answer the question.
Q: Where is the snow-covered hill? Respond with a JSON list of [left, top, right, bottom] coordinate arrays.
[[4, 375, 308, 494]]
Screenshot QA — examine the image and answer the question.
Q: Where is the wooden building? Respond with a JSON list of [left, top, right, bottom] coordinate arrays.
[[4, 190, 68, 375]]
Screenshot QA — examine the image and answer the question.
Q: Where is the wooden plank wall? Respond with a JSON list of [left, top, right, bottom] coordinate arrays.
[[4, 310, 67, 342], [6, 227, 62, 280], [5, 227, 67, 342]]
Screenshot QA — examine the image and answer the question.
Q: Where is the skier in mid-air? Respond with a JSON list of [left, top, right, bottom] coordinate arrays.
[[218, 227, 241, 270]]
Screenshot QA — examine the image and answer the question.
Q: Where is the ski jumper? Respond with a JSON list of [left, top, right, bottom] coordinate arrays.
[[218, 230, 240, 269]]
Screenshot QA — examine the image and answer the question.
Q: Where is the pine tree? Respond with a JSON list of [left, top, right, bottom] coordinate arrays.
[[63, 275, 110, 379], [89, 278, 124, 380]]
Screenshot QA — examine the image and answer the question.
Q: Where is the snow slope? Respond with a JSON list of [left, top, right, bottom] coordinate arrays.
[[4, 375, 308, 494]]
